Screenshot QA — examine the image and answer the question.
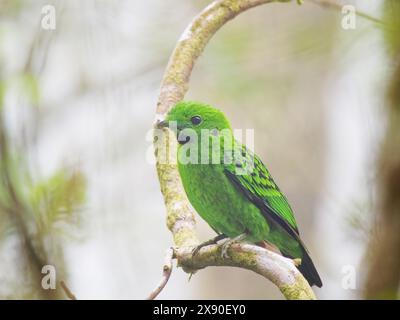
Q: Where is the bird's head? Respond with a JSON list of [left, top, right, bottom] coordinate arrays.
[[157, 101, 231, 142]]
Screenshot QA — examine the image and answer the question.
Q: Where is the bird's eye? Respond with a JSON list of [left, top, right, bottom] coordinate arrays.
[[190, 115, 202, 125]]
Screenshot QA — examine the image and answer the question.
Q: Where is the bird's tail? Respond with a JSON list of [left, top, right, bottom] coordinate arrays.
[[260, 240, 323, 288], [296, 248, 322, 288]]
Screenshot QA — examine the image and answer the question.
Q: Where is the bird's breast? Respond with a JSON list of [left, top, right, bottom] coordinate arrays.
[[177, 162, 251, 237]]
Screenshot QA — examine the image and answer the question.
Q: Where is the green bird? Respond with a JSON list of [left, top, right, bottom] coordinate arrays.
[[158, 101, 322, 287]]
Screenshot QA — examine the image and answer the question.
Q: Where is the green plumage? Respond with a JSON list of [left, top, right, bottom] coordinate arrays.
[[163, 101, 322, 287]]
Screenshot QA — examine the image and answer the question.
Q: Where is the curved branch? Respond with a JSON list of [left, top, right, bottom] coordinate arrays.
[[175, 243, 316, 300], [154, 0, 316, 300], [147, 248, 174, 300], [60, 281, 77, 300]]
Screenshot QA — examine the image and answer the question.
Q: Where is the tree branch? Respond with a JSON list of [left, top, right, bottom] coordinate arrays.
[[153, 0, 316, 300], [176, 243, 315, 299], [60, 281, 77, 300], [147, 248, 174, 300], [309, 0, 384, 25]]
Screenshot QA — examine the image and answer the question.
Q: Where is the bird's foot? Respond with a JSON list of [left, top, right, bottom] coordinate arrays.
[[221, 233, 248, 259], [192, 234, 228, 256]]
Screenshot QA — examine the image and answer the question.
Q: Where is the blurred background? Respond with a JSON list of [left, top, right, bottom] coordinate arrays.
[[0, 0, 399, 299]]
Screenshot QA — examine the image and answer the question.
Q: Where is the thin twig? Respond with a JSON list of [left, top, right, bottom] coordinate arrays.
[[309, 0, 384, 25], [147, 248, 174, 300], [60, 281, 77, 300]]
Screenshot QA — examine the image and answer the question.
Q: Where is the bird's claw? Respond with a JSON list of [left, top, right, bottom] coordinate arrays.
[[192, 234, 228, 257], [221, 240, 233, 259], [220, 233, 248, 259], [191, 245, 202, 257]]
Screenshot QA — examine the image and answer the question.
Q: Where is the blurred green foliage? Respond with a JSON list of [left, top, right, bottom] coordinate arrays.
[[19, 73, 40, 106], [30, 170, 86, 235], [383, 0, 400, 56], [0, 29, 86, 297]]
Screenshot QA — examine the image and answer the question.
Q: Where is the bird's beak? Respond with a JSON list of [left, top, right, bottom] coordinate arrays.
[[156, 119, 169, 129]]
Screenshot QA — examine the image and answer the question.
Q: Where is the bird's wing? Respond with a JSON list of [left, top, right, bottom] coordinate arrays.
[[223, 143, 300, 237], [223, 143, 323, 287]]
